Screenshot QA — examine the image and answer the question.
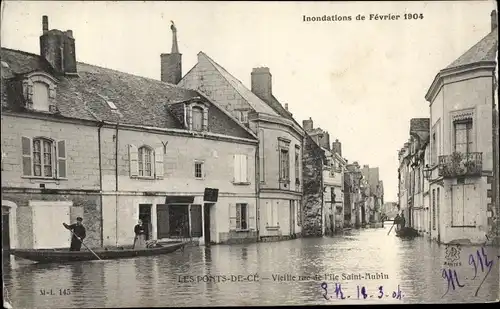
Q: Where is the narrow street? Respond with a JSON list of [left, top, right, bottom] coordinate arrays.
[[3, 224, 499, 307]]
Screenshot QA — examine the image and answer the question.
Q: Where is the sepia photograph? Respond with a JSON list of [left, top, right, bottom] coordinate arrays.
[[1, 0, 499, 307]]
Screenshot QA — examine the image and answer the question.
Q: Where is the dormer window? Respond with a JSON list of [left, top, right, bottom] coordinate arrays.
[[33, 82, 50, 111], [22, 72, 57, 112], [186, 101, 209, 132], [192, 106, 203, 131]]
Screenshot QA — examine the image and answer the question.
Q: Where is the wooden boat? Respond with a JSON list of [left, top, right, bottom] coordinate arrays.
[[10, 241, 187, 263], [395, 227, 419, 238]]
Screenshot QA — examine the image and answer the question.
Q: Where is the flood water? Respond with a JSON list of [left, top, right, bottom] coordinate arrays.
[[3, 223, 499, 307]]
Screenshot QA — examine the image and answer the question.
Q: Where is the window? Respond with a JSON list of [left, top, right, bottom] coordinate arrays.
[[233, 154, 248, 183], [192, 106, 203, 131], [259, 130, 265, 183], [432, 189, 436, 230], [128, 145, 164, 179], [431, 132, 437, 165], [266, 201, 279, 227], [23, 73, 57, 112], [238, 110, 249, 123], [33, 82, 50, 111], [21, 137, 66, 178], [138, 146, 153, 177], [195, 161, 204, 179], [280, 149, 290, 180], [454, 121, 473, 153], [236, 203, 248, 230], [451, 184, 477, 227], [295, 148, 300, 183]]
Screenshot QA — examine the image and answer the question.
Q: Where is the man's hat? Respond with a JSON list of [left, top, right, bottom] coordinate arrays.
[[76, 217, 83, 221]]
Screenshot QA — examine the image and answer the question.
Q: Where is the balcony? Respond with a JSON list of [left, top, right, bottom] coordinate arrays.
[[438, 152, 482, 178]]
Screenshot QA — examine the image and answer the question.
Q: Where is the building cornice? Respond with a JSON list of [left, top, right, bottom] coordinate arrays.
[[425, 61, 496, 103], [2, 111, 259, 146], [252, 112, 305, 139]]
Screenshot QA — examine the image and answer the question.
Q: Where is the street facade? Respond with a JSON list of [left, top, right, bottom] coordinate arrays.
[[1, 4, 499, 308], [397, 11, 500, 246], [1, 16, 386, 251]]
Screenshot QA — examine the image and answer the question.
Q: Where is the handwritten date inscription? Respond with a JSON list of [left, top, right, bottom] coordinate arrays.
[[321, 282, 403, 300], [442, 247, 498, 297]]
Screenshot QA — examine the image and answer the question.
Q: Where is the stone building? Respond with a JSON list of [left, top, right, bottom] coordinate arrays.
[[323, 148, 346, 234], [397, 118, 430, 235], [361, 165, 384, 223], [423, 10, 498, 245], [176, 29, 305, 241], [1, 16, 259, 250], [344, 161, 366, 228], [301, 117, 347, 236]]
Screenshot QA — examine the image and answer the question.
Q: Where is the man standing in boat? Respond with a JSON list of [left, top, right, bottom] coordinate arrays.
[[63, 217, 87, 251], [393, 213, 401, 232]]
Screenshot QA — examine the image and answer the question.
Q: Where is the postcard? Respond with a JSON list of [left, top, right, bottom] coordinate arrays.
[[1, 1, 499, 307]]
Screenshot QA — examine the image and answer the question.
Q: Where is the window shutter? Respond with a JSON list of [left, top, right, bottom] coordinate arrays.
[[233, 154, 241, 183], [57, 140, 67, 178], [241, 154, 248, 183], [129, 144, 139, 177], [236, 204, 241, 229], [229, 203, 237, 230], [202, 107, 209, 131], [21, 136, 32, 176], [248, 203, 255, 230], [154, 147, 164, 179]]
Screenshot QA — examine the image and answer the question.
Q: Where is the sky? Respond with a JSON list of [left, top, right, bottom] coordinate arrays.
[[1, 1, 496, 201]]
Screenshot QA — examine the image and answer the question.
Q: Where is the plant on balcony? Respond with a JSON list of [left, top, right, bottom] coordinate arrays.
[[463, 159, 479, 175], [449, 151, 466, 175]]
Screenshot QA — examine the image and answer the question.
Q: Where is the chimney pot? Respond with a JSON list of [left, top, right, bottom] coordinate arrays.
[[66, 30, 73, 38], [251, 67, 272, 103], [285, 103, 288, 110], [42, 15, 49, 34], [492, 10, 498, 31]]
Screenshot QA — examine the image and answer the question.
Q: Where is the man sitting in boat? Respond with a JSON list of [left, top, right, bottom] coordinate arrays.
[[63, 217, 87, 251]]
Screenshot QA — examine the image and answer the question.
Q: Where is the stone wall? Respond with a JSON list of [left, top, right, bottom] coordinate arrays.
[[301, 134, 325, 237]]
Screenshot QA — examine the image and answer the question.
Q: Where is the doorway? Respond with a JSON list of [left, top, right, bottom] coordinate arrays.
[[361, 205, 366, 225], [139, 204, 152, 240], [204, 203, 214, 245], [2, 206, 10, 253], [289, 200, 296, 235]]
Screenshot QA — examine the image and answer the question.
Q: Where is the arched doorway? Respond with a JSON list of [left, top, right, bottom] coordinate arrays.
[[1, 200, 18, 253]]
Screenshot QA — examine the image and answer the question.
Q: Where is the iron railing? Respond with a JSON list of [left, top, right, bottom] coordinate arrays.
[[438, 152, 482, 178]]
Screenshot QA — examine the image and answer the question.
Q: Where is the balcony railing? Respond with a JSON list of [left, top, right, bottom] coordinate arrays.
[[438, 152, 482, 178]]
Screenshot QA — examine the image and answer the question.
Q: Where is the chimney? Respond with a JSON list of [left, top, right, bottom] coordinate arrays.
[[302, 117, 313, 132], [492, 10, 498, 31], [39, 16, 77, 75], [42, 15, 48, 34], [285, 103, 288, 110], [160, 21, 182, 84], [320, 131, 331, 150], [332, 138, 342, 156], [251, 67, 272, 103]]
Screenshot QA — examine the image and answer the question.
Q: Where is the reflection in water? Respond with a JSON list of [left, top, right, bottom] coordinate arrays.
[[3, 225, 499, 308]]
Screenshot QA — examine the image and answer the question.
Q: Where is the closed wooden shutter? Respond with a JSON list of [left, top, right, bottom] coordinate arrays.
[[241, 155, 248, 182], [21, 137, 32, 176], [57, 140, 67, 178], [233, 155, 240, 183], [248, 203, 255, 230], [154, 147, 164, 179], [129, 144, 138, 177], [229, 203, 236, 230]]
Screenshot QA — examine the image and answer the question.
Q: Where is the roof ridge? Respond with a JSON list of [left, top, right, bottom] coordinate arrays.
[[197, 52, 279, 116], [1, 47, 40, 58], [445, 28, 498, 69], [1, 47, 185, 90], [77, 61, 183, 88]]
